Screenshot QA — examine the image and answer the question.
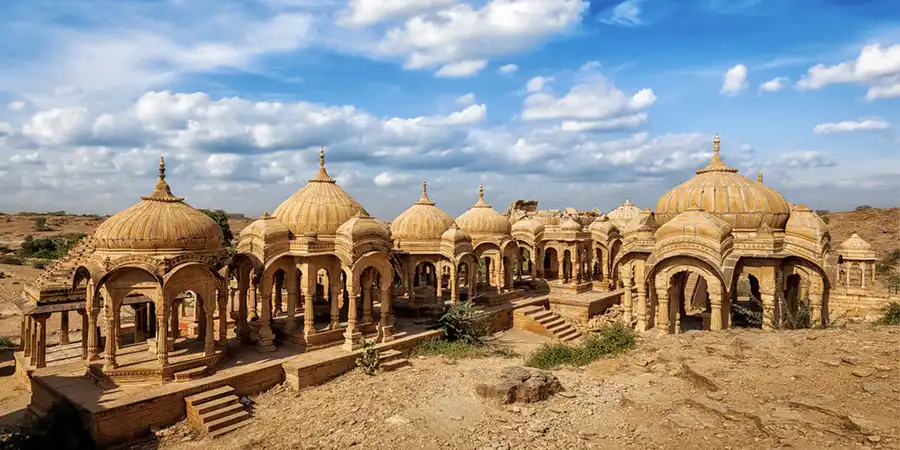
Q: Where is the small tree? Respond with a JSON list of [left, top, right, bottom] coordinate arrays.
[[199, 209, 234, 247], [355, 338, 381, 375], [33, 217, 50, 231], [437, 301, 488, 344]]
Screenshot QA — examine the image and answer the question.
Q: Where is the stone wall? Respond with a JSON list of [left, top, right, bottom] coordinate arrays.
[[29, 360, 285, 447], [478, 303, 514, 333], [283, 330, 443, 391], [828, 289, 895, 321]]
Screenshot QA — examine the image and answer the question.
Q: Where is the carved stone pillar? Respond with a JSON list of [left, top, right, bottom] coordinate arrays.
[[237, 276, 250, 343], [709, 283, 723, 331], [204, 298, 216, 357], [248, 273, 258, 320], [103, 303, 119, 370], [29, 317, 37, 366], [217, 288, 227, 346], [379, 287, 394, 343], [285, 268, 298, 332], [78, 310, 88, 359], [809, 277, 824, 327], [342, 287, 362, 351], [406, 262, 416, 308], [87, 309, 100, 361], [273, 275, 283, 316], [35, 313, 50, 369], [157, 298, 169, 366], [23, 317, 32, 358], [170, 300, 180, 339], [636, 281, 646, 330], [256, 282, 276, 353], [450, 266, 459, 304], [621, 271, 635, 329], [656, 281, 670, 332], [329, 279, 340, 330], [759, 268, 777, 330], [362, 284, 373, 323], [303, 266, 316, 339], [59, 311, 70, 345]]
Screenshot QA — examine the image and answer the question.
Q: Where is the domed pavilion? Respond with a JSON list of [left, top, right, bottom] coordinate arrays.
[[613, 135, 839, 333], [456, 185, 518, 295]]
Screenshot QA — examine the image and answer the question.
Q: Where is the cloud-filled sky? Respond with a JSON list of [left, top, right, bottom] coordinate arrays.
[[0, 0, 898, 221]]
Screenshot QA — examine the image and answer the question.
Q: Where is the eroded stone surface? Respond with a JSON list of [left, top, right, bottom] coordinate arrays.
[[474, 366, 563, 405]]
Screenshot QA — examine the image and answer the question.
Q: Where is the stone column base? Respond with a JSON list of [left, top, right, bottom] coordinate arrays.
[[146, 337, 175, 355], [256, 340, 276, 353], [379, 325, 395, 343], [342, 331, 363, 351]]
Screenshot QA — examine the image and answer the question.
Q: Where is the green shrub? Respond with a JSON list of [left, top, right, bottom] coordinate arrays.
[[355, 338, 381, 375], [411, 339, 516, 360], [855, 205, 873, 212], [877, 302, 900, 325], [32, 217, 51, 232], [524, 323, 635, 370], [18, 234, 86, 260], [437, 301, 488, 344], [31, 261, 47, 270], [0, 399, 95, 450], [0, 338, 13, 347]]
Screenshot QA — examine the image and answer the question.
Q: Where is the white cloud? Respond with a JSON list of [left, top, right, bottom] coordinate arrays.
[[434, 59, 488, 78], [422, 104, 487, 126], [769, 151, 837, 169], [375, 0, 587, 74], [525, 76, 553, 93], [813, 117, 891, 133], [7, 101, 26, 111], [796, 43, 900, 100], [758, 76, 789, 93], [338, 0, 457, 26], [456, 93, 476, 105], [720, 64, 748, 96], [560, 113, 647, 131], [601, 0, 643, 27], [497, 64, 519, 74], [373, 171, 412, 186], [521, 63, 656, 128]]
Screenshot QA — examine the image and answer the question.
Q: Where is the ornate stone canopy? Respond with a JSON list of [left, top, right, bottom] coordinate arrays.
[[837, 233, 876, 261], [607, 199, 641, 230], [92, 157, 223, 252], [390, 180, 456, 241], [654, 135, 791, 231], [273, 148, 368, 236]]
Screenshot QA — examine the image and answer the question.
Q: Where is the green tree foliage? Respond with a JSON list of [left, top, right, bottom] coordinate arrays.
[[199, 209, 234, 247], [437, 301, 488, 344], [32, 217, 51, 231], [0, 400, 95, 450], [19, 234, 86, 260]]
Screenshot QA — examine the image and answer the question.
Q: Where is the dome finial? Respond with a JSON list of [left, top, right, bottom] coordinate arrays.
[[713, 133, 720, 155], [311, 146, 336, 183], [416, 179, 434, 205], [757, 171, 764, 184], [696, 133, 738, 174], [319, 146, 325, 168], [479, 184, 484, 200], [159, 156, 166, 182], [472, 183, 491, 208]]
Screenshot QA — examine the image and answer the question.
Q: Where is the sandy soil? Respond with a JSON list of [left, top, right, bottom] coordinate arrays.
[[145, 325, 900, 450]]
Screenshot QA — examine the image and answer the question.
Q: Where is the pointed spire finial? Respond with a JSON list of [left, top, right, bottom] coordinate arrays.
[[159, 156, 166, 182], [319, 146, 325, 168], [311, 146, 336, 183], [423, 179, 427, 194], [479, 184, 484, 200], [416, 179, 434, 205], [713, 133, 720, 154], [757, 171, 764, 184]]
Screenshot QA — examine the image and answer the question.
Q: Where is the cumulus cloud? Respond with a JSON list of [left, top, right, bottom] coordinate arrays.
[[525, 76, 552, 93], [813, 117, 891, 133], [497, 64, 519, 74], [758, 76, 789, 93], [521, 63, 656, 132], [435, 59, 488, 78], [7, 101, 26, 112], [601, 0, 644, 27], [338, 0, 457, 26], [375, 0, 587, 74], [456, 93, 476, 105], [373, 171, 412, 186], [720, 64, 748, 96], [769, 151, 837, 169], [796, 43, 900, 100]]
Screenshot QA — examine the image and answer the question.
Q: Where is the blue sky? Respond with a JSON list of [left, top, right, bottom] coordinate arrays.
[[0, 0, 897, 221]]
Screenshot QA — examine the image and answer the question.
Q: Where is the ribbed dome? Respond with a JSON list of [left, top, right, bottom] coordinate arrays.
[[240, 212, 290, 242], [785, 204, 828, 243], [608, 199, 641, 230], [839, 233, 872, 250], [391, 180, 455, 241], [656, 208, 732, 242], [655, 135, 791, 230], [273, 148, 368, 236], [512, 216, 545, 235], [337, 212, 391, 241], [560, 217, 583, 232], [442, 222, 471, 243], [837, 233, 876, 260], [93, 158, 223, 252], [455, 184, 512, 236]]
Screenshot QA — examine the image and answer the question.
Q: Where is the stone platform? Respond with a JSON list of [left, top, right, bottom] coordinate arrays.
[[548, 280, 593, 295], [548, 289, 623, 325]]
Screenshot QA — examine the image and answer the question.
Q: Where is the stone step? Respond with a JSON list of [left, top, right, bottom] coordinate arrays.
[[204, 410, 250, 433], [185, 385, 235, 407], [378, 349, 404, 363], [381, 359, 411, 372], [195, 394, 239, 416], [531, 311, 554, 322], [547, 322, 570, 334], [520, 305, 545, 316], [540, 317, 566, 329], [557, 329, 581, 341], [209, 419, 251, 439], [174, 366, 208, 381], [200, 402, 245, 423]]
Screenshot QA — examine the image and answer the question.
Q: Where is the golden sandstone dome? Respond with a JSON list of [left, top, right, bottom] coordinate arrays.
[[655, 135, 791, 230], [607, 199, 642, 230], [511, 216, 545, 235], [336, 211, 392, 241], [455, 184, 512, 236], [560, 217, 583, 232], [655, 208, 733, 242], [390, 180, 456, 241], [93, 158, 223, 252], [240, 212, 290, 242], [441, 222, 471, 243], [273, 148, 368, 236]]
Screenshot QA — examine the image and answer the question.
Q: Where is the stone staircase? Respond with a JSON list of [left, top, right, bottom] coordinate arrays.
[[184, 386, 250, 438], [34, 237, 96, 288], [683, 272, 702, 309], [174, 366, 209, 382], [521, 306, 582, 343], [378, 349, 410, 372]]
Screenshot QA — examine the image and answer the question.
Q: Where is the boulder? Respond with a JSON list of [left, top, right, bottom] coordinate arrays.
[[474, 366, 563, 405]]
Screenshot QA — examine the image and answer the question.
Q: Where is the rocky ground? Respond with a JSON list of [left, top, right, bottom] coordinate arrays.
[[144, 324, 900, 450]]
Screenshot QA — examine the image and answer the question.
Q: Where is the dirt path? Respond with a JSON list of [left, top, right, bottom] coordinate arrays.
[[146, 324, 899, 450]]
